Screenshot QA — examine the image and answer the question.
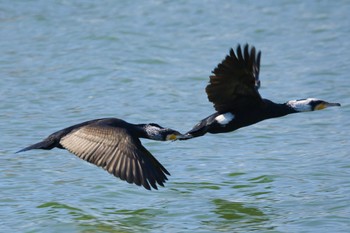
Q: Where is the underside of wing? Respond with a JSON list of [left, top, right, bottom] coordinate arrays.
[[60, 124, 169, 190], [205, 44, 263, 113]]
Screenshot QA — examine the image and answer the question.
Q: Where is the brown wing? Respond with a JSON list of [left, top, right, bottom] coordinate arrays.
[[60, 124, 169, 190], [205, 44, 263, 113]]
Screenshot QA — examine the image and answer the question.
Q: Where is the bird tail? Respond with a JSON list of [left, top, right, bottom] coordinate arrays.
[[178, 127, 207, 140], [179, 114, 218, 140], [178, 133, 194, 140], [16, 138, 56, 153]]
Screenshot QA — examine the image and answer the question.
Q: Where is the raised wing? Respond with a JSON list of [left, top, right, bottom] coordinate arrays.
[[205, 44, 263, 113], [60, 124, 169, 190]]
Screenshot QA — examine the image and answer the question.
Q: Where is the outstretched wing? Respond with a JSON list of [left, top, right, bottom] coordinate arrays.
[[60, 124, 170, 190], [205, 44, 263, 113]]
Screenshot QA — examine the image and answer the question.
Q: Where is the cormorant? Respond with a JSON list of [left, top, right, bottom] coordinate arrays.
[[17, 118, 184, 190], [182, 44, 340, 139]]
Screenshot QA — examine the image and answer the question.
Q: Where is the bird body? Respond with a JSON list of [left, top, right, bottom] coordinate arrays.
[[17, 118, 183, 190], [183, 44, 340, 139], [186, 99, 297, 138]]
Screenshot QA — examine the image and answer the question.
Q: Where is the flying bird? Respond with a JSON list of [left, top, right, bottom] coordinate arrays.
[[17, 118, 184, 190], [182, 44, 340, 139]]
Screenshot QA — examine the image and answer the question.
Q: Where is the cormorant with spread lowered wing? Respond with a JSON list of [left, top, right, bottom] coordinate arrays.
[[17, 118, 184, 190], [182, 44, 340, 139]]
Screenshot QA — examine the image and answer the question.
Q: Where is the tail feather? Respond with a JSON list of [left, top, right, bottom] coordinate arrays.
[[179, 124, 208, 140], [178, 128, 206, 140], [16, 139, 56, 153], [180, 114, 219, 140], [178, 133, 194, 141]]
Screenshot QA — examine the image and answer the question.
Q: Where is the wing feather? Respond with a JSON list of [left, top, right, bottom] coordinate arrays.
[[205, 44, 263, 113], [60, 123, 169, 190]]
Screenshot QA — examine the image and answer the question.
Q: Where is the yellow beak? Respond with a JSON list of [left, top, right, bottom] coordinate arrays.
[[166, 134, 179, 141], [315, 102, 341, 110], [314, 103, 327, 110]]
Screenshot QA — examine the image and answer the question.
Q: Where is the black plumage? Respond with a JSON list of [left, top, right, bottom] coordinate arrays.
[[183, 44, 340, 139], [17, 118, 183, 190]]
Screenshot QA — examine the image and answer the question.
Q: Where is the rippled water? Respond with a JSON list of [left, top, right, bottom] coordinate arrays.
[[1, 1, 350, 232]]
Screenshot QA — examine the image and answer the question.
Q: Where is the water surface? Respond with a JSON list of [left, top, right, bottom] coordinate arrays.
[[1, 1, 350, 232]]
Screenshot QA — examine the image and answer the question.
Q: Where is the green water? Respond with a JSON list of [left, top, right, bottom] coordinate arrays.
[[1, 1, 349, 232]]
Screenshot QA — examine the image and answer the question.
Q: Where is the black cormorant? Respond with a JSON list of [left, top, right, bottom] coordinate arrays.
[[182, 44, 340, 139], [17, 118, 184, 190]]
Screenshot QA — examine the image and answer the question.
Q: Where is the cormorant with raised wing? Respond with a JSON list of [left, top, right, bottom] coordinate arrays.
[[182, 44, 340, 139]]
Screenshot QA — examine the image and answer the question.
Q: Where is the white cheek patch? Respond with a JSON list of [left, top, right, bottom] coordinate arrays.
[[215, 113, 235, 126], [287, 98, 315, 112], [145, 126, 162, 140]]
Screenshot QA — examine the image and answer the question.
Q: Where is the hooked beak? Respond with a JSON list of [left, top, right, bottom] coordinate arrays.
[[326, 102, 341, 107], [314, 102, 341, 110]]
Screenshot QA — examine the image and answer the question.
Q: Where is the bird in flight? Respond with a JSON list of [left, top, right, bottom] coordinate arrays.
[[17, 118, 184, 190], [17, 44, 340, 190], [181, 44, 340, 139]]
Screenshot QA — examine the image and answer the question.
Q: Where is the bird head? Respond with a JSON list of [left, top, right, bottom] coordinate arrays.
[[286, 98, 341, 112], [144, 123, 185, 141]]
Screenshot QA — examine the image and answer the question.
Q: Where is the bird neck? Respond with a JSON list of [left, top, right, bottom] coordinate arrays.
[[263, 99, 298, 119]]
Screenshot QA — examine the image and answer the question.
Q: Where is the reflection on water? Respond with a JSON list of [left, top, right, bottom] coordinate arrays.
[[207, 174, 276, 231], [37, 202, 161, 233], [206, 199, 274, 232], [229, 174, 274, 199], [170, 181, 221, 194], [212, 199, 267, 222], [249, 175, 275, 184]]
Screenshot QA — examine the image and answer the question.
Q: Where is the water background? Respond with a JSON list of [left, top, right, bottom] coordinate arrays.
[[1, 1, 350, 232]]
